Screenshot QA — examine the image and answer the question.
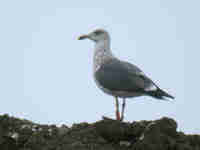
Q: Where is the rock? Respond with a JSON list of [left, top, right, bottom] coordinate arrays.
[[0, 114, 199, 150]]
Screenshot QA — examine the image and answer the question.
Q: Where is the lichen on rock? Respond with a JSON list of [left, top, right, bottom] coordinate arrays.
[[0, 114, 199, 150]]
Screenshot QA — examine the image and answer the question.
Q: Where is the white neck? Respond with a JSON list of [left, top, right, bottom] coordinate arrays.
[[93, 39, 114, 72]]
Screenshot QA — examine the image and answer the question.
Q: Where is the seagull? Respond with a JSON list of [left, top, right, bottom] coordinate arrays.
[[78, 29, 174, 121]]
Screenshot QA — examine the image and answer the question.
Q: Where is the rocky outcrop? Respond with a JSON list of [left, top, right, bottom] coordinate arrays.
[[0, 114, 199, 150]]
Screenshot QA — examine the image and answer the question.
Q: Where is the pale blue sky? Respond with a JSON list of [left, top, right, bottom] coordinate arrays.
[[0, 0, 198, 133]]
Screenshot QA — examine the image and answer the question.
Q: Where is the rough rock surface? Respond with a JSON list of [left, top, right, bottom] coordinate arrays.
[[0, 114, 199, 150]]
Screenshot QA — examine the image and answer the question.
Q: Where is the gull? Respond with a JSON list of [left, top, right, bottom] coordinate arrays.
[[78, 29, 174, 121]]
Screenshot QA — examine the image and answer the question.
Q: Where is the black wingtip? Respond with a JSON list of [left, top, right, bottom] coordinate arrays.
[[161, 89, 175, 100], [147, 88, 174, 100]]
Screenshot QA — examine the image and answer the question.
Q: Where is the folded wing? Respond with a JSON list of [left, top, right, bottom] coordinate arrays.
[[95, 59, 154, 93]]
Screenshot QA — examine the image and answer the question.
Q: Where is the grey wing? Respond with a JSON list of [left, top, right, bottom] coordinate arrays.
[[95, 59, 155, 92]]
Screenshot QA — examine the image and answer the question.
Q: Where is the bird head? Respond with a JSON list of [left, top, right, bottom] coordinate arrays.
[[78, 29, 110, 42]]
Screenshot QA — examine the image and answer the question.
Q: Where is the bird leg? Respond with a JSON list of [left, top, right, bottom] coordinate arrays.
[[120, 98, 126, 121], [115, 96, 120, 120]]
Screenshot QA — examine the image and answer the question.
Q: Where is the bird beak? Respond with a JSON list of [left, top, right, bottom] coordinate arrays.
[[78, 34, 89, 40]]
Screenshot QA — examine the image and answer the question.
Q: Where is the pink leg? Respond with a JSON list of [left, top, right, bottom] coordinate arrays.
[[115, 96, 120, 120], [120, 98, 126, 121]]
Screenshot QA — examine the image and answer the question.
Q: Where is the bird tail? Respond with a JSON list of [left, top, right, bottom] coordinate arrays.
[[146, 88, 174, 100]]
